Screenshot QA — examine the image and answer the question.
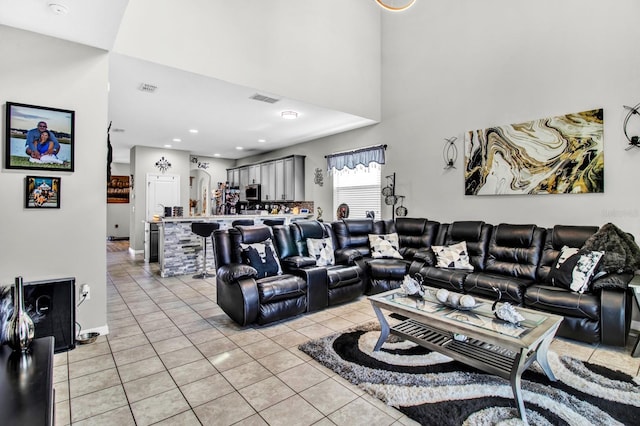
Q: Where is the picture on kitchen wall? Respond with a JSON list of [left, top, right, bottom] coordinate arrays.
[[25, 176, 61, 208], [464, 109, 604, 195], [5, 102, 74, 172], [107, 175, 130, 203]]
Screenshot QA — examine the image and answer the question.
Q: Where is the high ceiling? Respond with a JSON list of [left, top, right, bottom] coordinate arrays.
[[0, 0, 376, 163]]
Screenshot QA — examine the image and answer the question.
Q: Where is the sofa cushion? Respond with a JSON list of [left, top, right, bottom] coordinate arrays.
[[369, 233, 403, 259], [432, 241, 473, 270], [240, 239, 282, 278], [306, 237, 335, 266], [549, 246, 604, 293], [524, 284, 600, 321], [495, 224, 535, 248], [256, 274, 307, 303]]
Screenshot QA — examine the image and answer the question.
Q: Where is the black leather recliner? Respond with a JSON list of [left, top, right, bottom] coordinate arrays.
[[272, 220, 364, 310], [417, 221, 492, 292], [332, 218, 440, 295], [213, 225, 307, 326], [525, 225, 633, 345], [463, 224, 546, 304]]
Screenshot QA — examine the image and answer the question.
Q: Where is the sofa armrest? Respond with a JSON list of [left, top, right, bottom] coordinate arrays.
[[600, 285, 633, 346], [216, 276, 259, 326], [216, 264, 257, 283], [335, 248, 363, 265], [281, 256, 317, 269]]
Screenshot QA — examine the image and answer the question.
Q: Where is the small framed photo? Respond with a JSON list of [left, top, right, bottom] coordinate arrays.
[[5, 102, 75, 172], [25, 176, 61, 209]]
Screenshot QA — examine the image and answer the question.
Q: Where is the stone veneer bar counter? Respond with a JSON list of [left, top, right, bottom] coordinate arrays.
[[157, 214, 312, 277]]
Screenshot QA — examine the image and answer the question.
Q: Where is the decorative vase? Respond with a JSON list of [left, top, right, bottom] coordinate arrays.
[[5, 276, 35, 352]]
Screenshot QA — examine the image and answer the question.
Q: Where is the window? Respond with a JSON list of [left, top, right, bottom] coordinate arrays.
[[333, 166, 381, 219]]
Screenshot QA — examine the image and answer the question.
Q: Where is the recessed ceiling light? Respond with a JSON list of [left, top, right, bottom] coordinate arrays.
[[189, 129, 198, 134], [164, 144, 172, 148], [172, 138, 181, 142], [281, 111, 299, 120], [214, 153, 221, 157], [236, 147, 244, 150], [48, 3, 69, 15], [258, 139, 266, 143]]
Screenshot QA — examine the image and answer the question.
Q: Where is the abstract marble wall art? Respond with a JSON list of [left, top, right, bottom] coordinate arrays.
[[464, 109, 604, 195]]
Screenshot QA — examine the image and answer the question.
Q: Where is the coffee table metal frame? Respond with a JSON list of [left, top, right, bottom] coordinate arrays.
[[369, 289, 563, 425]]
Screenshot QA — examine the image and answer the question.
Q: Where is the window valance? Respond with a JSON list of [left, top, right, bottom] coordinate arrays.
[[325, 144, 387, 173]]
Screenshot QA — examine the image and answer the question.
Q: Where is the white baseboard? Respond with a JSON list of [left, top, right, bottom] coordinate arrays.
[[129, 248, 143, 255]]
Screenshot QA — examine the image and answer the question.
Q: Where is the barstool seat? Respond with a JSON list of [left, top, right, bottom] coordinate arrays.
[[262, 219, 285, 227], [191, 222, 220, 279], [232, 219, 254, 227]]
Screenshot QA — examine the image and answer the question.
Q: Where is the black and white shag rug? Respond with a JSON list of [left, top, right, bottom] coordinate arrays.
[[298, 323, 640, 425]]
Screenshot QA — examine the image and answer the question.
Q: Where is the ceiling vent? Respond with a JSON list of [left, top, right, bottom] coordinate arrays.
[[250, 93, 280, 104], [111, 128, 125, 133], [139, 83, 158, 93]]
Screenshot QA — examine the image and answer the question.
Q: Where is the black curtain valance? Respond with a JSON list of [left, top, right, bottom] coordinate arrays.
[[325, 144, 387, 172]]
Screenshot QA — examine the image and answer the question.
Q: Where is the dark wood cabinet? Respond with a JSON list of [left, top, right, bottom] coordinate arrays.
[[0, 337, 55, 426]]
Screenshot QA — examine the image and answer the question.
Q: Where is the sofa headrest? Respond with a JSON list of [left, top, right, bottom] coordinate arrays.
[[236, 225, 272, 244], [343, 219, 374, 235], [450, 221, 484, 242], [293, 220, 326, 240], [395, 218, 427, 235], [551, 225, 598, 249], [495, 224, 536, 248]]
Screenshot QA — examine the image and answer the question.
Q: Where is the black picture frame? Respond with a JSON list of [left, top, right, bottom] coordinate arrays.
[[5, 102, 75, 172], [25, 176, 61, 209]]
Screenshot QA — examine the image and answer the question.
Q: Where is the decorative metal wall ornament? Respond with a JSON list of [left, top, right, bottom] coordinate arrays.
[[623, 103, 640, 150], [314, 167, 324, 186], [197, 162, 209, 169], [443, 136, 458, 169], [155, 156, 172, 173]]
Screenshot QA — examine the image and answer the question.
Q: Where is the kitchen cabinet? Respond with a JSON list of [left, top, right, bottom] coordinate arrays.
[[248, 165, 260, 184], [260, 161, 276, 201], [239, 167, 249, 201], [227, 168, 240, 187]]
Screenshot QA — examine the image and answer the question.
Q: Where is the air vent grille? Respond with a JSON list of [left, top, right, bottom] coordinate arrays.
[[250, 93, 280, 104], [139, 83, 158, 93]]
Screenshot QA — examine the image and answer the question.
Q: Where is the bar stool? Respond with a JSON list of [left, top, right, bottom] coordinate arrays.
[[263, 219, 285, 227], [191, 222, 220, 279], [232, 219, 254, 227]]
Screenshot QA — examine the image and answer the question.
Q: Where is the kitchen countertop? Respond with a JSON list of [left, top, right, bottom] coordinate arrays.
[[156, 213, 313, 223]]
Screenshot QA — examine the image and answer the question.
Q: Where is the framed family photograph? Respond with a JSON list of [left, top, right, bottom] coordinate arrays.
[[25, 176, 61, 209], [5, 102, 75, 172]]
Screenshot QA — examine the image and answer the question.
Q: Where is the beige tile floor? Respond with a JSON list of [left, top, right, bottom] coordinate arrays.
[[53, 241, 640, 425]]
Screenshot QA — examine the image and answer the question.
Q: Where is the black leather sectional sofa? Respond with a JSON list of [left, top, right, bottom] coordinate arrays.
[[213, 218, 638, 347]]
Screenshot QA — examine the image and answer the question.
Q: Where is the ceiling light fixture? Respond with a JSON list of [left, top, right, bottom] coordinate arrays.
[[258, 139, 266, 143], [164, 144, 172, 148], [189, 129, 198, 134], [214, 153, 221, 157], [375, 0, 416, 12], [281, 111, 299, 120], [172, 138, 181, 142], [236, 147, 244, 150], [48, 3, 69, 15]]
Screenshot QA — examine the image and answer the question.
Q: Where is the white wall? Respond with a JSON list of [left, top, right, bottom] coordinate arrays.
[[129, 148, 236, 251], [376, 0, 640, 239], [107, 162, 131, 239], [240, 0, 640, 241], [113, 0, 381, 121], [0, 25, 108, 331]]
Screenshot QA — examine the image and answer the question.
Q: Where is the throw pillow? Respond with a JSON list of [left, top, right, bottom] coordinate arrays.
[[240, 238, 282, 278], [369, 233, 403, 259], [550, 246, 604, 293], [431, 241, 474, 270], [307, 238, 335, 266]]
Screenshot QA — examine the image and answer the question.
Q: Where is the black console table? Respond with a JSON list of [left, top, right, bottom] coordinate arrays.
[[0, 337, 54, 426]]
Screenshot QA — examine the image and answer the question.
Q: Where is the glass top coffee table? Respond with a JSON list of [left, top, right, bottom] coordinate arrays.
[[369, 287, 563, 425]]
